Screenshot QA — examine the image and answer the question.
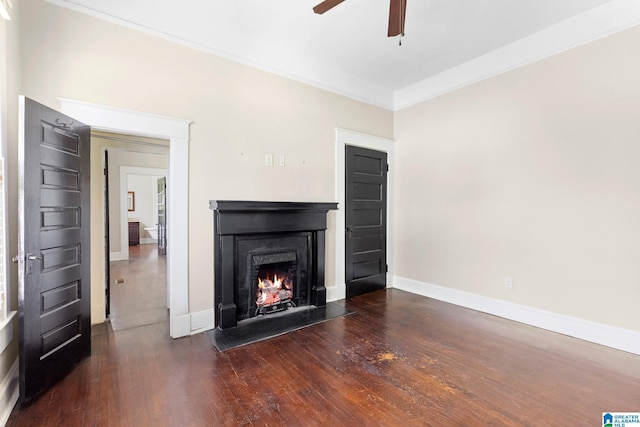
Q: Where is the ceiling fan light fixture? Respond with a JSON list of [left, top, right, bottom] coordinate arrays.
[[313, 0, 407, 41], [388, 0, 407, 37], [313, 0, 345, 15]]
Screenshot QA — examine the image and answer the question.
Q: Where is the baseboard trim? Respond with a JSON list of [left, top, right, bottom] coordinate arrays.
[[190, 309, 214, 334], [0, 358, 19, 426], [170, 313, 191, 338], [109, 251, 126, 261], [326, 283, 346, 303], [0, 311, 16, 355], [392, 276, 640, 355], [140, 238, 157, 245]]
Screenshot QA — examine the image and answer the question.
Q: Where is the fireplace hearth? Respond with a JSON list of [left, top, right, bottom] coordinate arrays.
[[210, 201, 338, 329]]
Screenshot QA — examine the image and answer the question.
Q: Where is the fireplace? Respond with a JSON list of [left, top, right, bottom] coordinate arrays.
[[210, 201, 338, 329]]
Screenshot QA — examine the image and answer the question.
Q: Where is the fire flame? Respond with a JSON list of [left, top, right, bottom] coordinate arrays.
[[256, 273, 293, 307]]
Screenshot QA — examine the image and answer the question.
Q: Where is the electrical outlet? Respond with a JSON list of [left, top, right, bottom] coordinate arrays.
[[278, 155, 285, 167], [505, 277, 513, 289], [264, 154, 273, 167]]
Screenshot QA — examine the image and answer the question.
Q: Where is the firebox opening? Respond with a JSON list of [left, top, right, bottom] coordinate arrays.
[[255, 261, 296, 316]]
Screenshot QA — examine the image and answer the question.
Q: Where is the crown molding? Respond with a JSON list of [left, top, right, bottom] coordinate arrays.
[[46, 0, 394, 110], [393, 0, 640, 111], [47, 0, 640, 112]]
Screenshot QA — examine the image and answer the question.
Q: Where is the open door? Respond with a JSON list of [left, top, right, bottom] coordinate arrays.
[[104, 150, 110, 317], [16, 96, 91, 403]]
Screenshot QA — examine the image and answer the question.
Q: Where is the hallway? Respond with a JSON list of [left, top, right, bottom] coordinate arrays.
[[109, 244, 168, 331]]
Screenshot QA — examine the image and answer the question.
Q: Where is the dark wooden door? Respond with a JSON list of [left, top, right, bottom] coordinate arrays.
[[104, 150, 110, 317], [157, 177, 166, 256], [345, 145, 387, 298], [18, 96, 91, 403]]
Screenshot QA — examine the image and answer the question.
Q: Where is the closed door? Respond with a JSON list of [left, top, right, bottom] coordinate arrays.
[[345, 145, 387, 298], [17, 96, 91, 402]]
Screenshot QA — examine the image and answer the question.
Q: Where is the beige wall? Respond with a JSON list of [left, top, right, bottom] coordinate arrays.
[[19, 0, 393, 318], [394, 26, 640, 332], [106, 149, 168, 253]]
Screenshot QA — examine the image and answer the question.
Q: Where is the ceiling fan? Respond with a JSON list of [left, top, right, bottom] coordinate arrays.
[[313, 0, 407, 38]]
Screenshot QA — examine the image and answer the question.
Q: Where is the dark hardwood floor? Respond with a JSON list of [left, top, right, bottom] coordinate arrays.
[[8, 287, 640, 425]]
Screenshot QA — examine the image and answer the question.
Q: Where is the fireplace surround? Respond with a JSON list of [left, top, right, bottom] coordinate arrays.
[[210, 201, 338, 329]]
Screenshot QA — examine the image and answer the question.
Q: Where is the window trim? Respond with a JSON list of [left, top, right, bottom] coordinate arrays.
[[0, 157, 6, 320]]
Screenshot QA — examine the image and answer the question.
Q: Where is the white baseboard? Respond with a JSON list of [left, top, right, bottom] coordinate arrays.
[[109, 251, 126, 261], [190, 309, 214, 334], [392, 276, 640, 356], [170, 313, 191, 338], [326, 283, 346, 303], [0, 312, 16, 355], [140, 238, 157, 245], [0, 358, 19, 426], [190, 285, 345, 334]]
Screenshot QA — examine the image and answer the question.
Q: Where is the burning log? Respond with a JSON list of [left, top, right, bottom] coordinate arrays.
[[256, 274, 293, 308]]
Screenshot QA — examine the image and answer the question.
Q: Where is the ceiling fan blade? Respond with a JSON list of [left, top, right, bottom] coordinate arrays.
[[313, 0, 345, 14], [388, 0, 407, 37]]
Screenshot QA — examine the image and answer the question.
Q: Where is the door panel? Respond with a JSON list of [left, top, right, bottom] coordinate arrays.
[[18, 96, 91, 403], [104, 150, 111, 317], [345, 145, 387, 298]]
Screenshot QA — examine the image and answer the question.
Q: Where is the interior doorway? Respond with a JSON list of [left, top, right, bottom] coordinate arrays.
[[60, 98, 192, 338], [334, 129, 395, 301], [95, 132, 169, 330]]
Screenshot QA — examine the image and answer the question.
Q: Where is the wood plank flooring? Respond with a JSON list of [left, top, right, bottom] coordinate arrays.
[[108, 244, 168, 331], [7, 288, 640, 426]]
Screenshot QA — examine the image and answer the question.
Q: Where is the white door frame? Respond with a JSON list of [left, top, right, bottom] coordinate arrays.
[[60, 98, 192, 338], [333, 128, 395, 301]]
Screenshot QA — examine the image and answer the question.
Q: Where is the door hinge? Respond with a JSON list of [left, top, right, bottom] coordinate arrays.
[[385, 264, 389, 273], [386, 164, 389, 172]]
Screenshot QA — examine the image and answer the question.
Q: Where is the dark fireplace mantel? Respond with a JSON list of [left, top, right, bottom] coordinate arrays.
[[210, 200, 338, 329]]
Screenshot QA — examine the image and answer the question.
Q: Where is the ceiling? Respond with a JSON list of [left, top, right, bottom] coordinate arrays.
[[48, 0, 640, 110]]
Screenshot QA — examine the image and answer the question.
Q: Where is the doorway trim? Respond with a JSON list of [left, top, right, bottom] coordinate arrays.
[[59, 98, 191, 338], [333, 128, 395, 301]]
